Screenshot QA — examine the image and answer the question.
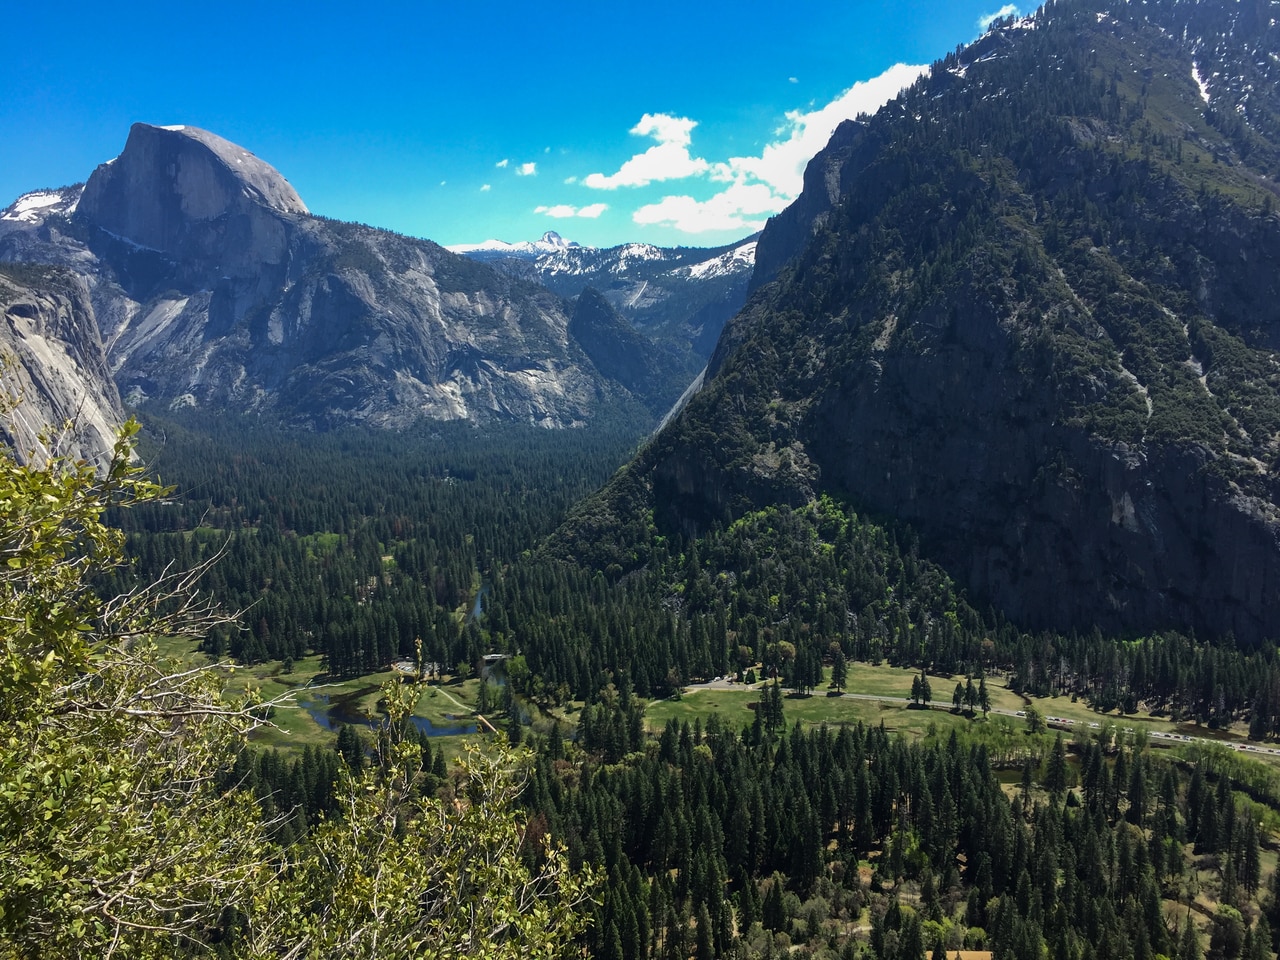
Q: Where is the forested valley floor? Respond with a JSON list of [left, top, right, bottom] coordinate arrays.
[[70, 413, 1280, 960]]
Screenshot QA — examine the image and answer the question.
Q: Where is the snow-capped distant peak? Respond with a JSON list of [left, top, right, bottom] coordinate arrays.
[[611, 243, 665, 270], [447, 232, 587, 260], [1, 186, 84, 224], [539, 230, 574, 249], [447, 238, 526, 254]]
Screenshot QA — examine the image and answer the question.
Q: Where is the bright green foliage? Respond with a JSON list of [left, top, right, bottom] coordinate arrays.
[[284, 683, 597, 959], [0, 426, 596, 958], [0, 422, 276, 956]]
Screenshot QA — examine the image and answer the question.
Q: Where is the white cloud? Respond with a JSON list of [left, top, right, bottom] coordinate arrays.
[[583, 113, 711, 189], [626, 61, 926, 235], [978, 4, 1018, 29], [495, 158, 509, 168], [480, 184, 491, 192], [633, 181, 780, 234], [535, 203, 609, 219], [710, 61, 927, 201], [517, 162, 537, 176], [789, 77, 799, 84]]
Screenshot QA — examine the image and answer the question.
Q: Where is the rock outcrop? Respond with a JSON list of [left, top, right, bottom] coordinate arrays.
[[0, 263, 122, 463], [0, 125, 656, 429]]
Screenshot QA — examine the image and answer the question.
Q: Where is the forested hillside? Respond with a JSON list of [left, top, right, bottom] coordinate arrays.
[[569, 0, 1280, 645], [102, 413, 643, 674]]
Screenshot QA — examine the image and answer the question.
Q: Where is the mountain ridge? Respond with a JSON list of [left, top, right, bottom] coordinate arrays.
[[550, 0, 1280, 646], [454, 232, 759, 369], [0, 124, 678, 432]]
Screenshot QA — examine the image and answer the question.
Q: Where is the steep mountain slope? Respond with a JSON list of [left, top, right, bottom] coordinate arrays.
[[0, 124, 653, 429], [454, 232, 757, 364], [0, 263, 122, 463], [566, 288, 691, 414], [556, 0, 1280, 646]]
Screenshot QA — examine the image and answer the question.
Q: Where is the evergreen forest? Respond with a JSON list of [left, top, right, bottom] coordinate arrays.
[[66, 408, 1280, 960]]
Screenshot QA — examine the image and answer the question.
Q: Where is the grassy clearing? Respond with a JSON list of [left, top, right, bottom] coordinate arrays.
[[144, 636, 493, 752], [140, 638, 1280, 774], [646, 684, 980, 742]]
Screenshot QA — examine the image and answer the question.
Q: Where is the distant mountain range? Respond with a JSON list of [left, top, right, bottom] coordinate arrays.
[[0, 125, 751, 436], [553, 0, 1280, 647], [450, 230, 757, 367], [448, 230, 584, 259]]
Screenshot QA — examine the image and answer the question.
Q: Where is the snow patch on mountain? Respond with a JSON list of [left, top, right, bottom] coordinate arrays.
[[612, 243, 666, 271], [1, 186, 83, 224], [1193, 62, 1212, 102], [447, 231, 583, 259], [682, 241, 757, 281]]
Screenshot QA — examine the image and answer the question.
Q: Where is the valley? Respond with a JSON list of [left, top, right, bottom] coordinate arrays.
[[8, 0, 1280, 957]]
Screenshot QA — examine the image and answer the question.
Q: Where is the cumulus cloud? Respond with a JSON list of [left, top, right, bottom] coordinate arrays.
[[633, 181, 781, 234], [711, 61, 927, 201], [495, 159, 509, 168], [480, 184, 491, 192], [629, 61, 926, 234], [535, 203, 609, 219], [583, 113, 710, 189], [978, 4, 1019, 29], [517, 162, 537, 176]]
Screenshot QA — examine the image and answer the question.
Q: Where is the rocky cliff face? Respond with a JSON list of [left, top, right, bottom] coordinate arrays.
[[0, 263, 122, 463], [567, 287, 692, 415], [0, 124, 649, 429], [567, 0, 1280, 645], [458, 234, 757, 368], [76, 123, 307, 260]]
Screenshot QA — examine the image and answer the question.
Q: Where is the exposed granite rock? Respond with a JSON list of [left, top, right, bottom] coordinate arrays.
[[0, 126, 650, 429], [76, 123, 307, 261], [0, 264, 122, 463]]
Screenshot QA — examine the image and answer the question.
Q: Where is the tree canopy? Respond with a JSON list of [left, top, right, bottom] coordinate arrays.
[[0, 423, 596, 959]]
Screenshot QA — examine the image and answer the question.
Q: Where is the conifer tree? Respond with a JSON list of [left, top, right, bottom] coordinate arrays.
[[831, 648, 848, 693], [1046, 734, 1068, 796]]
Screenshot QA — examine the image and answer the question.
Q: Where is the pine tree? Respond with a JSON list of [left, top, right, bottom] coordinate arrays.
[[696, 904, 715, 960], [1171, 909, 1199, 960], [762, 877, 786, 933], [1047, 734, 1068, 796], [831, 648, 848, 693]]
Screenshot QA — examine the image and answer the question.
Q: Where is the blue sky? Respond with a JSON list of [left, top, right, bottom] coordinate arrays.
[[2, 0, 1021, 249]]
